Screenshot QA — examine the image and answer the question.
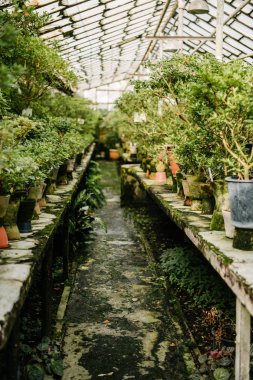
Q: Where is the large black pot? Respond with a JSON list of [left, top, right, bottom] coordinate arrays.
[[57, 161, 68, 185], [226, 177, 253, 229], [17, 199, 36, 233], [75, 153, 83, 166]]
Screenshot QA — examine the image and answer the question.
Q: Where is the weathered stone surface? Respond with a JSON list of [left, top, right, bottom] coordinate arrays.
[[0, 250, 33, 263], [38, 213, 56, 220], [45, 195, 62, 203], [0, 144, 95, 350], [9, 240, 38, 250], [63, 161, 195, 379], [123, 164, 253, 318], [0, 279, 27, 348], [0, 264, 30, 281]]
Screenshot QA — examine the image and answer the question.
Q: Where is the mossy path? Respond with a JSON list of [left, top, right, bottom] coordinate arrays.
[[62, 161, 194, 380]]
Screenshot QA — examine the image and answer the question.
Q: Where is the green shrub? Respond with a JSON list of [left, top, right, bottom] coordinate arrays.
[[160, 246, 234, 312]]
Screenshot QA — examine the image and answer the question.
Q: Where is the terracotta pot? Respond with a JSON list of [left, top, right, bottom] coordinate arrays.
[[0, 226, 8, 248], [167, 146, 180, 178], [155, 172, 167, 181], [222, 210, 235, 239], [109, 149, 120, 160]]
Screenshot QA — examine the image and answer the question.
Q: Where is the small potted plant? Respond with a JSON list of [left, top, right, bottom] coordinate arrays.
[[104, 131, 121, 160], [205, 61, 253, 249]]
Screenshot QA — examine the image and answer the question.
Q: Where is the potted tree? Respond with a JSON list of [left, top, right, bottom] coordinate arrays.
[[202, 60, 253, 249]]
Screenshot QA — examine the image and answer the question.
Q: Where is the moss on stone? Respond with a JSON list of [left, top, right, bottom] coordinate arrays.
[[210, 211, 224, 231], [233, 228, 253, 251]]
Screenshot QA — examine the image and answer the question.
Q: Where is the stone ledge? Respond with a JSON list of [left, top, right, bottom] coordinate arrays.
[[122, 164, 253, 317], [0, 144, 95, 350]]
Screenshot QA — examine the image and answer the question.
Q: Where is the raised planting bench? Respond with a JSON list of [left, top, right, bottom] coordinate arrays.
[[0, 144, 95, 376], [121, 164, 253, 380]]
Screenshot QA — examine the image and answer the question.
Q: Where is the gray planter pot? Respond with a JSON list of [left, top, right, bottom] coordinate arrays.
[[226, 177, 253, 229]]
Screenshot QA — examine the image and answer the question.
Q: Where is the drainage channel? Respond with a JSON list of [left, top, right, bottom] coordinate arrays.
[[61, 161, 200, 379]]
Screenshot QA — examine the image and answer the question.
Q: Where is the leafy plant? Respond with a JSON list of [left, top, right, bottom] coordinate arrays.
[[116, 54, 253, 180], [21, 336, 63, 380], [69, 161, 106, 251], [0, 7, 77, 114], [160, 246, 234, 311]]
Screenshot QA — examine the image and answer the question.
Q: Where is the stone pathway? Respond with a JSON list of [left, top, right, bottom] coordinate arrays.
[[62, 161, 193, 380]]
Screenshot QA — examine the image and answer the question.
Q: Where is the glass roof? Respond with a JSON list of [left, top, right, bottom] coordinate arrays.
[[1, 0, 253, 92]]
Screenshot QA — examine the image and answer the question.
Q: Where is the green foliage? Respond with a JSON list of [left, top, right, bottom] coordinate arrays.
[[21, 336, 63, 380], [116, 54, 253, 179], [8, 34, 77, 112], [1, 2, 50, 36], [69, 161, 106, 250], [31, 93, 93, 120], [0, 7, 77, 113], [160, 246, 234, 311], [116, 89, 173, 162], [104, 131, 120, 149], [0, 11, 23, 115], [0, 114, 95, 194]]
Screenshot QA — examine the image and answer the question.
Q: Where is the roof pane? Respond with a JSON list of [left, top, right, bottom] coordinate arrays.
[[73, 14, 102, 27], [64, 0, 101, 17], [71, 5, 105, 21], [104, 2, 132, 17], [101, 16, 129, 27], [36, 3, 63, 15], [22, 0, 252, 90]]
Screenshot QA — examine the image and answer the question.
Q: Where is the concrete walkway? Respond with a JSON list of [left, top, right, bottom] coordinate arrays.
[[62, 161, 193, 380]]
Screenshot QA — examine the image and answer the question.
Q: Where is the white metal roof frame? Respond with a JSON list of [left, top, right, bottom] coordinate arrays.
[[1, 0, 252, 92]]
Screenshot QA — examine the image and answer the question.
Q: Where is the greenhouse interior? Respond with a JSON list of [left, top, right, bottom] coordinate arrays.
[[0, 0, 253, 379]]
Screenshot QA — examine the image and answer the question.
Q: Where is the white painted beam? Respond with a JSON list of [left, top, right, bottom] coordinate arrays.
[[216, 0, 224, 61], [235, 298, 251, 380], [146, 35, 215, 40]]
